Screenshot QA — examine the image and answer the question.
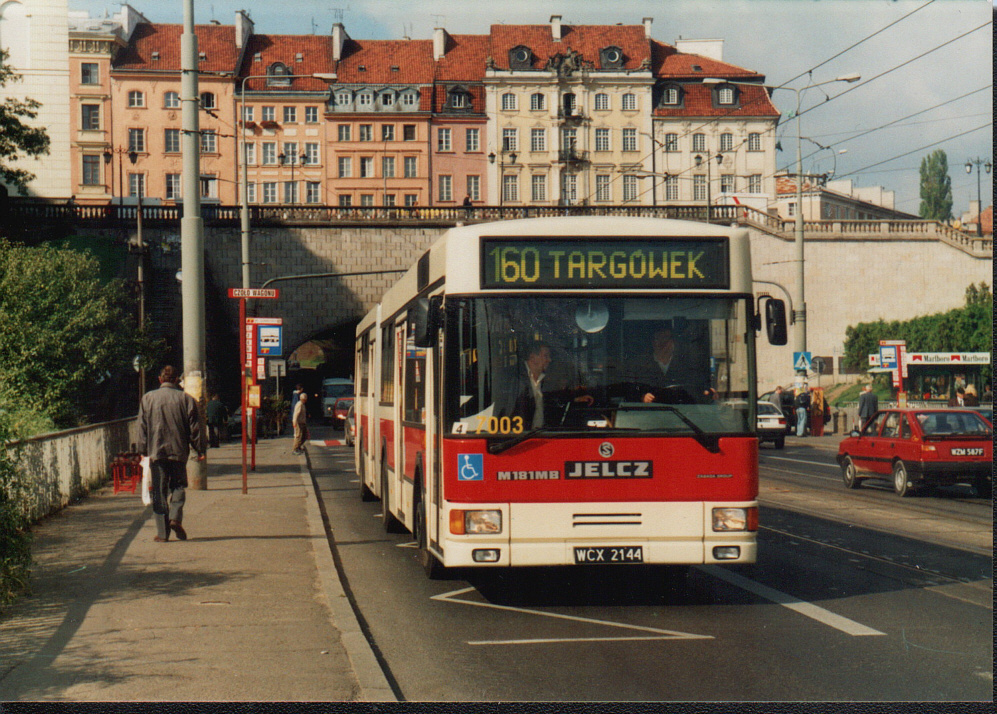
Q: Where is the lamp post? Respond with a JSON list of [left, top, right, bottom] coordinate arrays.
[[488, 150, 517, 206], [694, 152, 724, 223], [278, 150, 308, 205], [964, 157, 991, 237], [639, 131, 665, 207], [127, 149, 146, 402]]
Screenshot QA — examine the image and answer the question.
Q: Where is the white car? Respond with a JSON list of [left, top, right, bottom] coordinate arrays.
[[757, 401, 787, 449]]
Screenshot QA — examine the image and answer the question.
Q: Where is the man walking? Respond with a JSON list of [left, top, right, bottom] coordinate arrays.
[[292, 391, 309, 455], [857, 384, 878, 430], [138, 366, 206, 542], [205, 393, 228, 447]]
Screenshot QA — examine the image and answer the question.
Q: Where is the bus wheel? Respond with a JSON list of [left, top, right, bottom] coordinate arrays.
[[415, 498, 446, 579], [380, 464, 404, 533]]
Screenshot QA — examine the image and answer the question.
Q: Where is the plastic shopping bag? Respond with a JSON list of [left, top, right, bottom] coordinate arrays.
[[140, 456, 152, 506]]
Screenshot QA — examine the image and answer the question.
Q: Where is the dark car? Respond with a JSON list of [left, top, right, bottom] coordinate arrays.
[[227, 406, 262, 438], [836, 408, 992, 497]]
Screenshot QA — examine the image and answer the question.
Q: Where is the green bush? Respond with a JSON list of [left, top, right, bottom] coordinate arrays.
[[0, 418, 32, 611]]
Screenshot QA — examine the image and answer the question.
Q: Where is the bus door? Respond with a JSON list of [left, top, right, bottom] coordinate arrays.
[[424, 317, 443, 551]]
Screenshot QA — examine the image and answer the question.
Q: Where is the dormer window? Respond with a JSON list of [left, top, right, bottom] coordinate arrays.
[[379, 90, 397, 107], [358, 65, 367, 72], [447, 86, 471, 111], [267, 62, 292, 87], [199, 52, 207, 61], [335, 91, 352, 107], [600, 46, 624, 69], [712, 83, 739, 107], [151, 51, 160, 61], [509, 45, 532, 70], [295, 53, 303, 62], [400, 89, 419, 107], [357, 91, 374, 108], [253, 53, 262, 62], [658, 83, 683, 107]]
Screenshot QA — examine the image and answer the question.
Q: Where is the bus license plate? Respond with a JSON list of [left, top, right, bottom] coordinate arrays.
[[574, 546, 643, 564], [951, 448, 984, 456]]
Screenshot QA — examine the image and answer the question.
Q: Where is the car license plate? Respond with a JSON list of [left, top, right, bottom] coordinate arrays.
[[574, 546, 643, 564], [951, 448, 984, 456]]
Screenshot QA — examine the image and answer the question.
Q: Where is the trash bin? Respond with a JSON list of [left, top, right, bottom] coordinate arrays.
[[112, 453, 142, 494]]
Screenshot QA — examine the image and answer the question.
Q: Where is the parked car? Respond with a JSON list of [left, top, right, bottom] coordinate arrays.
[[756, 401, 787, 449], [332, 396, 354, 430], [344, 404, 356, 447], [321, 378, 353, 424], [227, 406, 261, 438], [967, 405, 993, 424], [836, 408, 992, 497]]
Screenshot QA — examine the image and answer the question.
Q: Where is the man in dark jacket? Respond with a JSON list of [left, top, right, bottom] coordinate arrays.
[[138, 366, 206, 542], [857, 384, 878, 430]]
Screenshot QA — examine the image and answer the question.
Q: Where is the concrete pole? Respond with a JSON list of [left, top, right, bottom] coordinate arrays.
[[181, 0, 208, 489], [239, 81, 250, 289], [793, 87, 807, 382]]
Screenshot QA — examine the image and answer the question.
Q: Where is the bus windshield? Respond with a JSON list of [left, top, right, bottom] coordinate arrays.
[[446, 295, 754, 437]]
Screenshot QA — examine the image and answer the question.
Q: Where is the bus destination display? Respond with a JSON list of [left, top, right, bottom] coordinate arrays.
[[482, 237, 729, 289]]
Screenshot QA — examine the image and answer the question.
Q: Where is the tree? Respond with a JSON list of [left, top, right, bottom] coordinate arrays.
[[918, 149, 953, 221], [0, 49, 50, 195], [0, 240, 140, 428]]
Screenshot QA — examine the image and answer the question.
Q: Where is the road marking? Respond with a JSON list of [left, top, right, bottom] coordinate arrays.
[[432, 587, 712, 643], [309, 439, 346, 446], [701, 565, 885, 636], [397, 541, 418, 549], [765, 456, 838, 468], [468, 636, 683, 646]]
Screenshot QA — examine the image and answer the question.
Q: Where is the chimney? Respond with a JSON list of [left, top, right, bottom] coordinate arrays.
[[332, 23, 349, 62], [550, 15, 562, 42], [643, 17, 653, 39], [235, 10, 253, 49], [433, 27, 449, 60]]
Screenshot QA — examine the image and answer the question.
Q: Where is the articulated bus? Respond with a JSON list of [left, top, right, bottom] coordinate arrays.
[[354, 217, 786, 578]]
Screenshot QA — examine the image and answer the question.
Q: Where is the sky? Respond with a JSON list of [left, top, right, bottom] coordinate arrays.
[[68, 0, 993, 217]]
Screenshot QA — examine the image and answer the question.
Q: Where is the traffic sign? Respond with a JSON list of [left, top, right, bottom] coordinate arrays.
[[228, 288, 279, 299], [258, 325, 282, 355], [793, 351, 811, 371]]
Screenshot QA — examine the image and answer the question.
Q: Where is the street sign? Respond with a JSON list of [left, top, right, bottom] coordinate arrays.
[[879, 345, 898, 370], [258, 325, 282, 355], [229, 288, 279, 299], [793, 351, 812, 371], [811, 356, 826, 374], [269, 358, 286, 378]]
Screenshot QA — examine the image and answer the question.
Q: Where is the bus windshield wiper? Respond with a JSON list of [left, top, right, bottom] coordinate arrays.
[[487, 428, 546, 454], [626, 404, 721, 453]]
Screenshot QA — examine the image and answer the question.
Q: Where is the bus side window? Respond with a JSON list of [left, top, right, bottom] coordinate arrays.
[[381, 322, 395, 405]]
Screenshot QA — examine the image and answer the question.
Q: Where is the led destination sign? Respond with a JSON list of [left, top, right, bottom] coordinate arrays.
[[482, 237, 729, 289]]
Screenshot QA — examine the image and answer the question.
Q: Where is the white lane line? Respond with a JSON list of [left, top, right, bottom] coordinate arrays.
[[468, 636, 681, 646], [432, 587, 711, 641], [765, 456, 839, 468], [701, 565, 885, 637]]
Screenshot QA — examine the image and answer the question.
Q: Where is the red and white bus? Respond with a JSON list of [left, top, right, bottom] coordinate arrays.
[[354, 217, 786, 578]]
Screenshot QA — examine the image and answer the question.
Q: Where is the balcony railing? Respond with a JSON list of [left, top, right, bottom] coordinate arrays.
[[557, 148, 588, 164]]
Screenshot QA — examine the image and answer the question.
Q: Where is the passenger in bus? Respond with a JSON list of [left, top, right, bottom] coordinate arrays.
[[623, 325, 705, 404], [494, 341, 593, 429]]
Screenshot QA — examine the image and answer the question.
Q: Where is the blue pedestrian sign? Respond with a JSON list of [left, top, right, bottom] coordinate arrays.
[[257, 325, 282, 356], [793, 351, 812, 371]]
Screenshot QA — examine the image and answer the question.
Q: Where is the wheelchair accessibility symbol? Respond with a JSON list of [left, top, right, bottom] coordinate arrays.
[[458, 454, 484, 481]]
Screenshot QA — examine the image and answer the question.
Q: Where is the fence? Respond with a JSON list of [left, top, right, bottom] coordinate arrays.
[[8, 418, 139, 523]]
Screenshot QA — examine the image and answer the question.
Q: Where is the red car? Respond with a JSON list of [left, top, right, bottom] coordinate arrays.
[[837, 408, 992, 497], [332, 397, 354, 429]]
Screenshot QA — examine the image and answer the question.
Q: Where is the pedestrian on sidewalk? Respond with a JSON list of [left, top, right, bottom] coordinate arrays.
[[292, 391, 309, 455], [206, 393, 228, 447], [857, 384, 878, 430], [138, 365, 206, 542], [794, 385, 811, 437]]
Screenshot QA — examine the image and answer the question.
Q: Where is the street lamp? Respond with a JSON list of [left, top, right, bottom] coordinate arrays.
[[694, 152, 724, 223], [964, 157, 992, 237], [278, 149, 309, 205], [488, 150, 518, 206], [127, 149, 146, 402]]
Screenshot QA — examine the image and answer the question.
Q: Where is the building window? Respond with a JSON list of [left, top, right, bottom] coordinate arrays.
[[623, 175, 638, 202], [404, 194, 418, 206], [664, 133, 678, 152], [164, 128, 181, 153], [82, 155, 101, 186], [467, 175, 480, 201], [401, 91, 418, 108], [283, 106, 297, 123], [665, 176, 679, 201], [81, 104, 100, 131], [359, 124, 373, 141], [200, 130, 217, 154], [263, 182, 278, 203], [748, 174, 762, 193], [693, 175, 707, 201], [339, 194, 353, 207], [360, 157, 374, 178], [720, 132, 733, 152], [717, 87, 735, 105], [283, 181, 298, 204], [622, 128, 637, 152], [244, 143, 256, 165], [502, 174, 518, 203], [661, 87, 679, 105], [595, 174, 610, 202], [246, 183, 256, 203], [128, 91, 145, 108], [438, 175, 453, 202], [360, 194, 374, 206], [501, 93, 517, 111], [267, 62, 292, 86], [403, 124, 417, 141], [531, 128, 546, 152], [335, 92, 351, 107], [81, 63, 99, 85], [338, 156, 352, 178], [561, 174, 577, 204], [165, 173, 181, 200], [128, 128, 145, 153], [281, 142, 299, 164], [128, 173, 145, 198], [720, 175, 735, 193], [383, 194, 395, 207], [530, 93, 545, 111], [466, 128, 480, 152], [380, 91, 396, 108], [382, 156, 395, 178], [304, 143, 319, 165], [200, 92, 216, 110], [561, 128, 577, 150], [595, 128, 610, 152], [382, 124, 395, 142], [305, 106, 318, 123], [200, 177, 216, 202], [621, 93, 637, 111], [338, 124, 351, 142], [747, 132, 761, 151], [404, 156, 417, 178], [164, 91, 180, 109], [531, 174, 547, 202], [262, 142, 277, 165], [692, 133, 706, 152], [449, 91, 466, 109], [262, 106, 276, 122], [242, 106, 254, 122], [357, 93, 373, 108], [437, 128, 452, 152], [502, 128, 518, 152], [594, 93, 609, 111], [306, 182, 321, 203], [787, 202, 796, 217]]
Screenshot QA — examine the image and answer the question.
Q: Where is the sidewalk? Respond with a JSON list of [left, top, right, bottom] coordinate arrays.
[[0, 437, 394, 702]]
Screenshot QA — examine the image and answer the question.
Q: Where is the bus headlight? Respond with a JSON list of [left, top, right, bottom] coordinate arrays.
[[450, 509, 502, 535], [712, 507, 758, 532]]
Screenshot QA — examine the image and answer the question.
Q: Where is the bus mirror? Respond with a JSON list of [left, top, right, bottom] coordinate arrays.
[[412, 295, 442, 348], [765, 298, 788, 345]]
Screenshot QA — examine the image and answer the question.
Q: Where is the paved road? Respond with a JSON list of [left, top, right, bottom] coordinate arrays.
[[308, 427, 993, 703]]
